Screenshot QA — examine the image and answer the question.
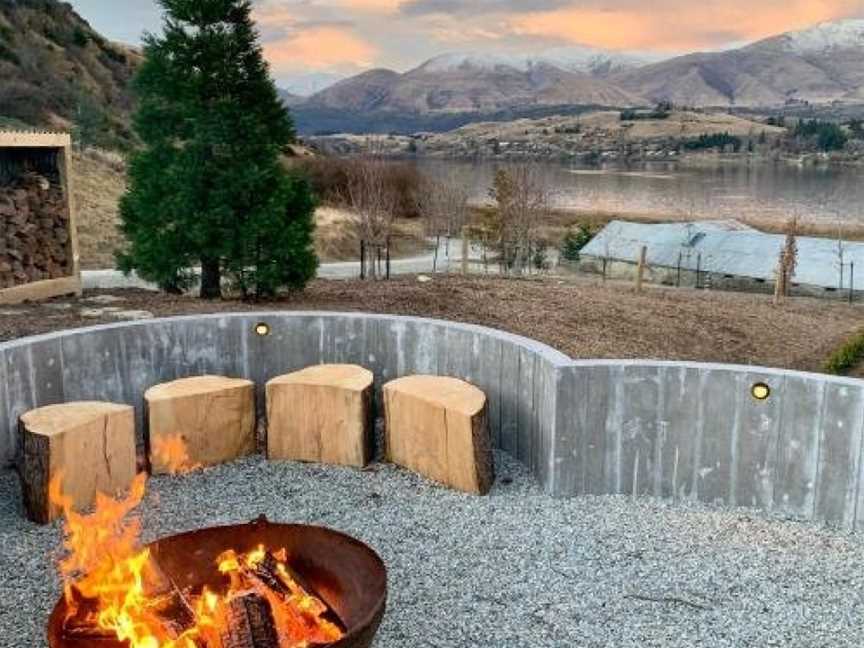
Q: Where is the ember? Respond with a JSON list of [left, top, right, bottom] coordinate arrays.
[[49, 475, 347, 648]]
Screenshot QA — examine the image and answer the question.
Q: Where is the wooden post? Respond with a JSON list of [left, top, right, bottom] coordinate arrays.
[[695, 253, 702, 289], [462, 227, 469, 275], [635, 245, 647, 292], [850, 262, 855, 304], [359, 240, 365, 280], [385, 237, 391, 280], [676, 252, 682, 287]]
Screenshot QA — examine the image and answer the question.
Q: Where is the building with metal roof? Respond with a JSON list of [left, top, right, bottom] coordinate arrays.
[[578, 220, 862, 297]]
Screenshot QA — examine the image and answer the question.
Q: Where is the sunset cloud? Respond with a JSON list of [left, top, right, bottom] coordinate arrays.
[[70, 0, 864, 90], [263, 26, 377, 72]]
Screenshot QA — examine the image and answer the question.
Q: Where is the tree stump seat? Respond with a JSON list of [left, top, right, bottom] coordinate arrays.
[[145, 375, 255, 474], [383, 375, 494, 494], [266, 364, 373, 468], [18, 401, 137, 524]]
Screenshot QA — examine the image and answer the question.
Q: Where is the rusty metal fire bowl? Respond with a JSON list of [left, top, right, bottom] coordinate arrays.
[[47, 518, 388, 648]]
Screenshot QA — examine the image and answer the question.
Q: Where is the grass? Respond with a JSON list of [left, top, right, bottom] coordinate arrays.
[[824, 329, 864, 375]]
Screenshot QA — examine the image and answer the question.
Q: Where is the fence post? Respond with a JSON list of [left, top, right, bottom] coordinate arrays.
[[360, 240, 365, 280], [462, 227, 469, 275], [386, 238, 391, 280], [636, 245, 647, 292], [696, 253, 702, 289], [676, 252, 682, 287], [850, 262, 855, 304]]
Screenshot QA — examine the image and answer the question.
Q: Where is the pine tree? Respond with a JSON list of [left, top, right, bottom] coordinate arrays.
[[118, 0, 317, 299]]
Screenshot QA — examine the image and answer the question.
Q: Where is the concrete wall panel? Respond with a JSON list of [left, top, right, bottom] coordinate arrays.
[[816, 383, 864, 527], [733, 371, 783, 510], [776, 375, 825, 518], [657, 365, 701, 500], [3, 313, 864, 527]]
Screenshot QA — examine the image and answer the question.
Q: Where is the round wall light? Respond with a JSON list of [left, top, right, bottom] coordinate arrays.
[[254, 322, 271, 337], [751, 382, 771, 401]]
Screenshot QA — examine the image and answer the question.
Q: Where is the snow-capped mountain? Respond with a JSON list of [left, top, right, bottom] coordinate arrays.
[[767, 18, 864, 54], [613, 17, 864, 107], [293, 18, 864, 133], [417, 47, 662, 78]]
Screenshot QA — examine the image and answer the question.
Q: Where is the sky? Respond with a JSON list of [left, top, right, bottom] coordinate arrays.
[[69, 0, 864, 93]]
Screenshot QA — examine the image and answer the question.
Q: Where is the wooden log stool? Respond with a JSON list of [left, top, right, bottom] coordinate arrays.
[[145, 375, 255, 474], [383, 375, 494, 494], [266, 364, 373, 467], [18, 401, 137, 524]]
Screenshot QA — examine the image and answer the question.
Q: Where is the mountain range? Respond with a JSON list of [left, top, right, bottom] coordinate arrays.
[[292, 19, 864, 134], [2, 2, 864, 141]]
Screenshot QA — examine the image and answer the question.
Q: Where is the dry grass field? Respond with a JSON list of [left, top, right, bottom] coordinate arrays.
[[71, 151, 426, 269], [1, 275, 860, 374]]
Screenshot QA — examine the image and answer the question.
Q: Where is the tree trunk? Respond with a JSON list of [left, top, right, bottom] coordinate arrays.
[[200, 257, 221, 299]]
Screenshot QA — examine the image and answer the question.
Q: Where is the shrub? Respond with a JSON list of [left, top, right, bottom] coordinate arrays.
[[683, 132, 742, 152], [794, 119, 847, 152], [293, 156, 422, 218], [560, 224, 594, 262], [824, 330, 864, 375]]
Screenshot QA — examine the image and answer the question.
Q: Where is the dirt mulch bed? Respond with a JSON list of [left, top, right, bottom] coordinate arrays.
[[0, 276, 861, 373]]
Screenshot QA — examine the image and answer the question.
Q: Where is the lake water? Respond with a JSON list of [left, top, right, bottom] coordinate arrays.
[[414, 159, 864, 227]]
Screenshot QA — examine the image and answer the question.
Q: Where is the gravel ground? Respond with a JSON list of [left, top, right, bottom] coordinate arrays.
[[1, 276, 862, 373], [2, 452, 864, 648]]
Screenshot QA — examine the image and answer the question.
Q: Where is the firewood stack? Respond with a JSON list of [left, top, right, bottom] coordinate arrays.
[[0, 171, 71, 289]]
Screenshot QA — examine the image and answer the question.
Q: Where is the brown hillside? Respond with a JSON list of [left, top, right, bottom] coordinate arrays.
[[0, 0, 140, 147]]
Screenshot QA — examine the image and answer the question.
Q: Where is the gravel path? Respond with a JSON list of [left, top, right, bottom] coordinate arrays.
[[2, 452, 863, 647]]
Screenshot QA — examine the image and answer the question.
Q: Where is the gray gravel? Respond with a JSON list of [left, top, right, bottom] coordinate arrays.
[[2, 452, 864, 647]]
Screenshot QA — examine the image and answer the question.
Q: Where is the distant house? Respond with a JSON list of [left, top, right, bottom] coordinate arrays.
[[577, 220, 862, 298]]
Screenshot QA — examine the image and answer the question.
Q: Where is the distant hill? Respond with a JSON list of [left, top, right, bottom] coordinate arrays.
[[0, 0, 141, 148], [294, 51, 648, 135], [612, 19, 864, 107]]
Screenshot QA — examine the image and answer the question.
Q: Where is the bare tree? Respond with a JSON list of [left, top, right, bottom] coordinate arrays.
[[342, 143, 399, 279], [774, 217, 799, 305], [415, 169, 472, 272], [488, 164, 551, 275]]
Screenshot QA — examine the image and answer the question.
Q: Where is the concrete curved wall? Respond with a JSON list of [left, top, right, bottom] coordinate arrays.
[[2, 312, 863, 529]]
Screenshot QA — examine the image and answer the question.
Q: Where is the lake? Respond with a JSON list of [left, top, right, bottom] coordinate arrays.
[[414, 158, 864, 227]]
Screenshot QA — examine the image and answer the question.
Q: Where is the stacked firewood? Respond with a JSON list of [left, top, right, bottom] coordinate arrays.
[[0, 172, 71, 288]]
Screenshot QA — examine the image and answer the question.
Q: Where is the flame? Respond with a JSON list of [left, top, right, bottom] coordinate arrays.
[[50, 474, 344, 648], [151, 435, 202, 475]]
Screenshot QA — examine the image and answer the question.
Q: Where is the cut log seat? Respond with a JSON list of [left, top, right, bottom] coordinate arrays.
[[18, 401, 137, 524], [145, 375, 255, 474], [266, 364, 373, 468], [383, 375, 494, 494]]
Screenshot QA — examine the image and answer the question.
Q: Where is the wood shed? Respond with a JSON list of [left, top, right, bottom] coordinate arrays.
[[0, 131, 81, 304]]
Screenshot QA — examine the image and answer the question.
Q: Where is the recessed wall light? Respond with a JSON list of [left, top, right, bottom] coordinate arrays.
[[254, 322, 271, 337], [751, 382, 771, 401]]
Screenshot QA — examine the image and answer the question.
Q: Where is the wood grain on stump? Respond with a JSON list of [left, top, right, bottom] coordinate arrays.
[[18, 401, 137, 524], [266, 364, 373, 468], [145, 375, 255, 474], [383, 375, 494, 494]]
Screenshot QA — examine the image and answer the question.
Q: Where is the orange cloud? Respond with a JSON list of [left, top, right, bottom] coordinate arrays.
[[264, 26, 377, 72], [509, 0, 861, 51]]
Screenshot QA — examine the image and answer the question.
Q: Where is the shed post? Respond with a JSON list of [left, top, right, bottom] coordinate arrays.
[[461, 226, 469, 275], [635, 245, 647, 292]]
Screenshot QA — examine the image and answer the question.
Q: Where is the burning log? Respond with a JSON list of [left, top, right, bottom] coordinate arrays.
[[220, 592, 280, 648], [219, 547, 345, 646], [143, 557, 198, 639]]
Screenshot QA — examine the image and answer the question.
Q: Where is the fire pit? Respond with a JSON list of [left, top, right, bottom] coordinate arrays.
[[47, 515, 387, 648]]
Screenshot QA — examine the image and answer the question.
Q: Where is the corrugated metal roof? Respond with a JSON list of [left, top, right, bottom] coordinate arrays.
[[581, 220, 862, 288]]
